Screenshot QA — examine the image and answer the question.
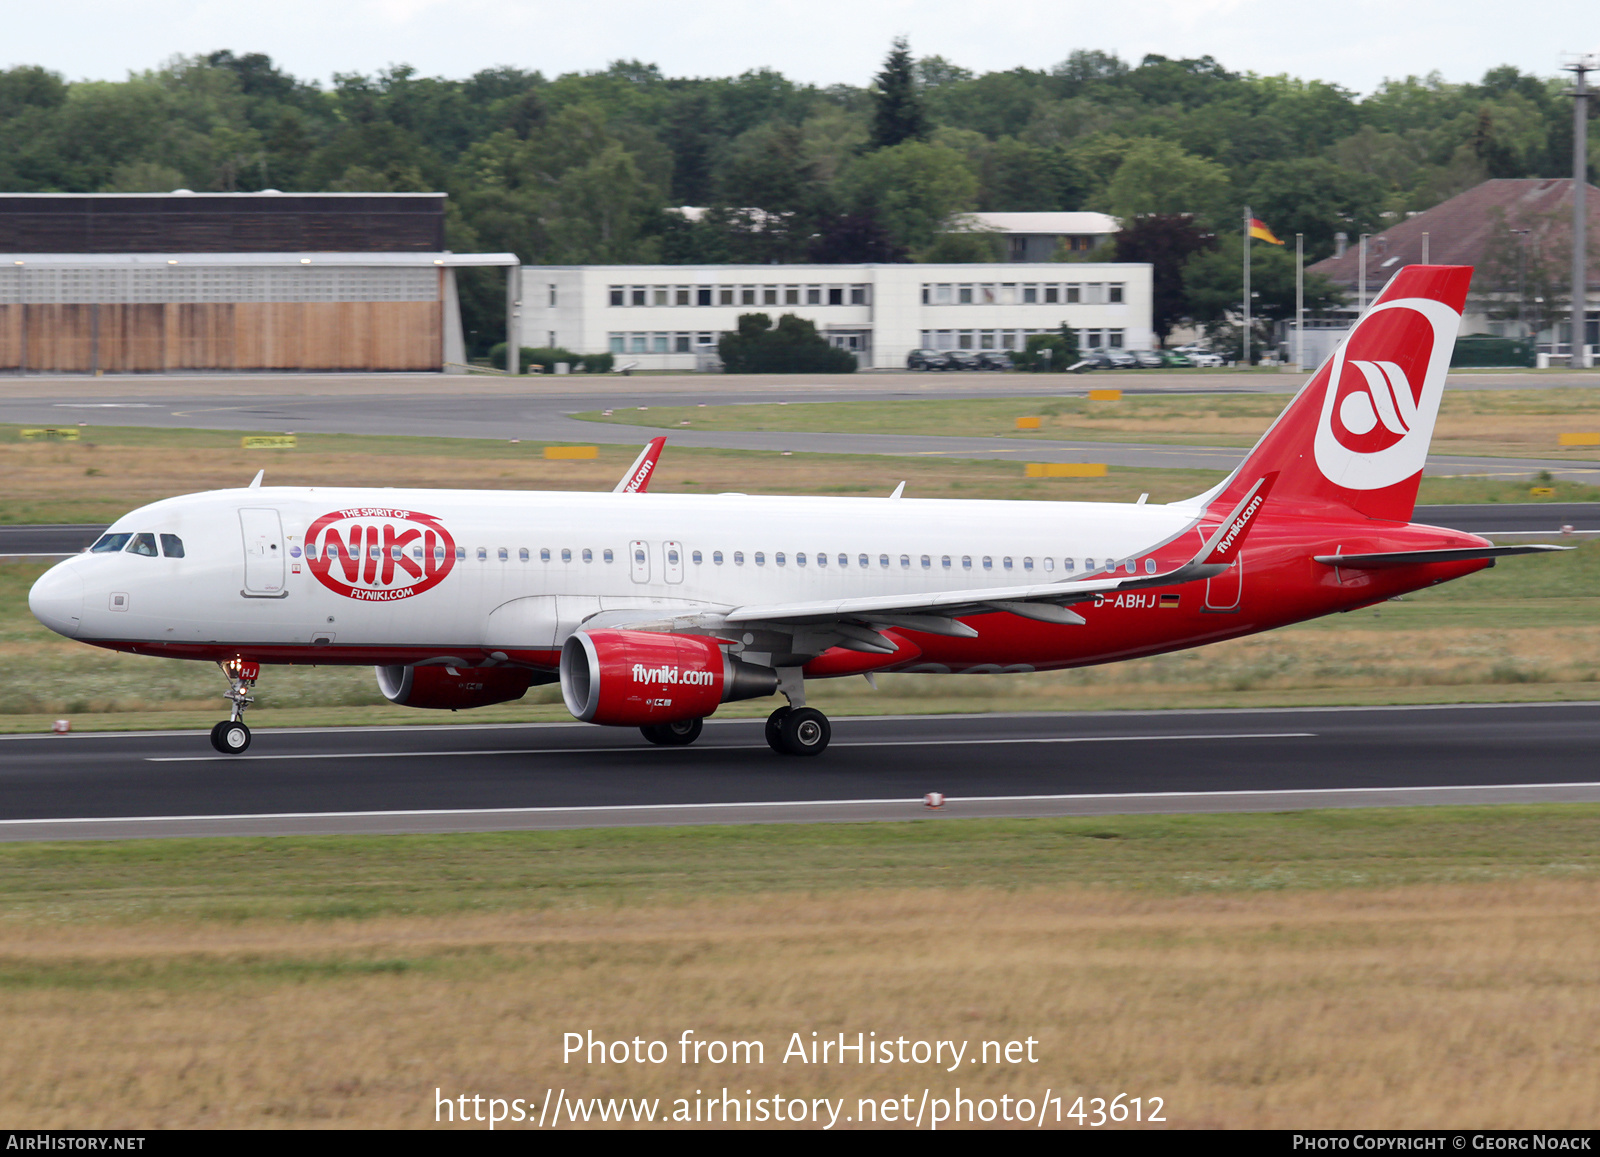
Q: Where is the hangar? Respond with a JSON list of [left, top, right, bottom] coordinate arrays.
[[0, 193, 515, 374]]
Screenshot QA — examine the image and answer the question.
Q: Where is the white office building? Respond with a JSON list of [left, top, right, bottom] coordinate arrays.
[[515, 261, 1153, 370]]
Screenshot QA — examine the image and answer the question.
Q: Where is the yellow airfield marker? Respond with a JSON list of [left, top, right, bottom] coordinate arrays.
[[1558, 433, 1600, 446], [1088, 388, 1122, 401], [1026, 463, 1107, 478], [544, 446, 600, 460], [20, 427, 81, 441], [1015, 416, 1042, 430], [241, 435, 296, 450]]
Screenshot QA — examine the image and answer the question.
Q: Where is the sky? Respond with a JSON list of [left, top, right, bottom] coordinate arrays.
[[9, 0, 1600, 94]]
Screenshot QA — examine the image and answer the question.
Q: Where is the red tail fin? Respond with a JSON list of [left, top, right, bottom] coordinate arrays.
[[1204, 265, 1471, 523]]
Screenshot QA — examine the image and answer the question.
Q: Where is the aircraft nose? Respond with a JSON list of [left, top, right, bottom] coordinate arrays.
[[29, 564, 84, 639]]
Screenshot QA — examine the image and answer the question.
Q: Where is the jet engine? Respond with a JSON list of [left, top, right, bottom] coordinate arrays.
[[560, 629, 779, 726], [375, 664, 541, 709]]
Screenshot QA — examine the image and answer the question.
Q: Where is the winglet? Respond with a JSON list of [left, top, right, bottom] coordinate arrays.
[[248, 469, 264, 489], [890, 481, 906, 499], [1197, 472, 1276, 566], [614, 437, 666, 493]]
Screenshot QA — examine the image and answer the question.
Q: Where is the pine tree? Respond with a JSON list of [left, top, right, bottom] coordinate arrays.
[[869, 37, 927, 150]]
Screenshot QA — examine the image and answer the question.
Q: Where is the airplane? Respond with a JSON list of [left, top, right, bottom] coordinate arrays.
[[27, 265, 1566, 757]]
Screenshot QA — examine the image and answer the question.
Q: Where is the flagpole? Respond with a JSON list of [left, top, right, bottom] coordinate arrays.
[[1296, 232, 1304, 372], [1242, 205, 1252, 367]]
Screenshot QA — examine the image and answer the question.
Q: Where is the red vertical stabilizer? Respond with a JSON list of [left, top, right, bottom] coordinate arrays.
[[1205, 265, 1472, 524]]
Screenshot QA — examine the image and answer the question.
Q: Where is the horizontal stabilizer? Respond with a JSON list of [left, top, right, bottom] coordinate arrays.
[[1314, 544, 1570, 569]]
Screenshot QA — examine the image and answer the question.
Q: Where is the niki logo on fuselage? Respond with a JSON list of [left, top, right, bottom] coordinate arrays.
[[1311, 296, 1459, 492], [304, 508, 456, 601]]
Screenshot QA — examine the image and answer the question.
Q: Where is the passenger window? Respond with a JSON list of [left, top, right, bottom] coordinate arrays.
[[369, 545, 382, 560], [900, 555, 910, 569], [879, 554, 889, 568], [983, 556, 993, 570], [159, 533, 184, 558], [1085, 557, 1096, 571], [634, 548, 646, 564], [795, 552, 806, 567], [390, 546, 403, 561], [604, 549, 614, 563], [1125, 560, 1136, 574], [477, 548, 488, 561], [91, 533, 133, 553], [455, 546, 466, 560], [1145, 558, 1157, 574], [838, 554, 848, 567], [1003, 557, 1014, 570], [1063, 558, 1075, 572], [734, 551, 744, 565], [776, 552, 787, 567], [128, 533, 159, 557], [412, 545, 424, 559], [668, 548, 681, 565], [583, 548, 593, 563], [815, 553, 826, 567], [754, 552, 765, 566], [941, 555, 951, 569], [858, 554, 869, 568], [307, 542, 321, 559], [714, 551, 724, 565], [538, 548, 549, 562], [521, 548, 531, 562], [962, 555, 972, 570], [692, 550, 702, 564], [921, 555, 931, 569], [561, 548, 572, 563], [1044, 557, 1054, 572], [498, 548, 508, 561], [1023, 557, 1034, 571]]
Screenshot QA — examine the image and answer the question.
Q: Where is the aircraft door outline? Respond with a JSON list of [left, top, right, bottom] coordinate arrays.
[[629, 540, 650, 583], [239, 508, 287, 598]]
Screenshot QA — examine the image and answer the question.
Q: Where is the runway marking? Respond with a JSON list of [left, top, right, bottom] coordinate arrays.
[[6, 780, 1600, 830], [142, 731, 1314, 762]]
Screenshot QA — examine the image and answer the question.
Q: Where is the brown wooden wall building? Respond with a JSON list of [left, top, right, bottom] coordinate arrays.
[[0, 193, 513, 373]]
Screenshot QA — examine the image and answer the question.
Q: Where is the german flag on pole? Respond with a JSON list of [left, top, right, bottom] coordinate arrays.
[[1248, 217, 1284, 245]]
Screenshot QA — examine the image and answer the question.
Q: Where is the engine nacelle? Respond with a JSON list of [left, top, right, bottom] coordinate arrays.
[[376, 664, 538, 709], [560, 629, 779, 726]]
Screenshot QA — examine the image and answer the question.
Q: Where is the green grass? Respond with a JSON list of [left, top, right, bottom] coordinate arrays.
[[5, 806, 1600, 926]]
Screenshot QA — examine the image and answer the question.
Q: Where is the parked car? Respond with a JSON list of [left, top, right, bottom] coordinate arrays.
[[944, 349, 982, 371], [1077, 350, 1117, 371], [976, 350, 1014, 370], [1132, 350, 1164, 369], [907, 348, 951, 370], [1189, 351, 1224, 368], [1158, 350, 1193, 368], [1102, 349, 1139, 369]]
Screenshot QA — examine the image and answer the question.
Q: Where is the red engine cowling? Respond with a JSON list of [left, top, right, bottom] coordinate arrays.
[[560, 630, 778, 726], [376, 664, 538, 709]]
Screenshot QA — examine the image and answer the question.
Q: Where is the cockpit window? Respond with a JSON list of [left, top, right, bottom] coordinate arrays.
[[127, 533, 159, 557], [90, 533, 132, 553], [160, 534, 185, 558]]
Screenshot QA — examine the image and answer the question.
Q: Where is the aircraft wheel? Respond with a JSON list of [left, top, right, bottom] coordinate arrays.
[[764, 706, 791, 753], [778, 707, 830, 757], [641, 718, 703, 746], [210, 720, 251, 754]]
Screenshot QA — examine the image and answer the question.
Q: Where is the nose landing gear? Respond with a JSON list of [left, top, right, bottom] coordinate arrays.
[[211, 658, 259, 754]]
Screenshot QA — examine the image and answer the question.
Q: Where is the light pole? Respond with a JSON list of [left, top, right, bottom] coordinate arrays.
[[1358, 233, 1370, 314], [1561, 53, 1596, 368], [1295, 232, 1304, 371]]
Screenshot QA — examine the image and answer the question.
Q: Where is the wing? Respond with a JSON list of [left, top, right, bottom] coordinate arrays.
[[613, 437, 667, 493]]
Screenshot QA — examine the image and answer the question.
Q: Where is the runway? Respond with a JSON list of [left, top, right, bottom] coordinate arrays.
[[2, 703, 1597, 841]]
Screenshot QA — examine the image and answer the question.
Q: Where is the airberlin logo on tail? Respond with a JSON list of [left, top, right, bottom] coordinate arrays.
[[1313, 296, 1461, 492], [305, 508, 456, 601]]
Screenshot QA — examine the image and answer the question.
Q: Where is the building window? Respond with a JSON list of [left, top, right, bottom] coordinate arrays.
[[630, 333, 648, 353], [631, 288, 647, 306], [697, 287, 713, 306], [674, 333, 691, 352], [1109, 283, 1124, 304], [958, 284, 973, 304], [719, 288, 735, 305], [1108, 330, 1124, 348], [652, 334, 669, 353], [762, 287, 778, 305], [1023, 285, 1037, 304], [741, 287, 756, 305], [784, 286, 799, 305], [807, 286, 821, 304], [609, 333, 624, 353], [610, 287, 624, 306], [549, 285, 558, 307], [1044, 286, 1059, 304], [958, 331, 974, 349], [652, 288, 668, 306], [828, 286, 844, 305], [672, 287, 688, 306], [981, 285, 996, 304], [1066, 284, 1082, 303], [851, 285, 868, 305], [979, 331, 995, 350]]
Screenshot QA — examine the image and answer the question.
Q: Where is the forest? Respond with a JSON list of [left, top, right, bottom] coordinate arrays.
[[0, 43, 1593, 351]]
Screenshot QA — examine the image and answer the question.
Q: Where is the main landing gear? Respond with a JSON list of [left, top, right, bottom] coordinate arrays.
[[764, 706, 832, 757], [640, 718, 704, 746], [210, 658, 259, 754]]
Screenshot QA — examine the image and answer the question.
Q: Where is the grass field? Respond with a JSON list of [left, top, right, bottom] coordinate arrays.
[[2, 810, 1599, 1128], [3, 421, 1598, 526], [573, 388, 1600, 461]]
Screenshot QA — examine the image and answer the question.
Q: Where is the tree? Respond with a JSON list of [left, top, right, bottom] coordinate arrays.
[[838, 140, 978, 255], [718, 314, 857, 373], [1014, 324, 1080, 371], [1112, 215, 1217, 343], [806, 211, 907, 263], [1245, 157, 1386, 261], [869, 37, 926, 149], [1100, 138, 1233, 227]]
